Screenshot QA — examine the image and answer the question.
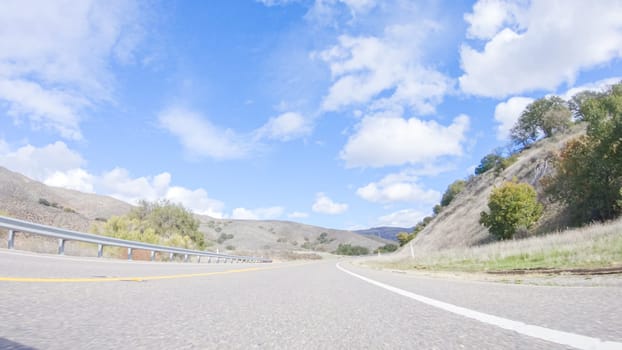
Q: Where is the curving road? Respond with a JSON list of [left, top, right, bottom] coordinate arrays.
[[1, 249, 621, 349]]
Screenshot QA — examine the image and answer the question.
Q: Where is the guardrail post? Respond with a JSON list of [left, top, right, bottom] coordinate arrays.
[[127, 248, 133, 261], [207, 257, 211, 263], [8, 230, 15, 249], [184, 254, 188, 263], [169, 252, 174, 261], [150, 251, 156, 261], [58, 239, 65, 255], [97, 244, 103, 258], [197, 256, 201, 263]]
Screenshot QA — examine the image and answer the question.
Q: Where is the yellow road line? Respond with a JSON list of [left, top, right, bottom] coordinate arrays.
[[0, 266, 279, 283]]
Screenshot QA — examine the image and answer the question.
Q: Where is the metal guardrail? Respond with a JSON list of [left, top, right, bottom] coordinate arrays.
[[0, 216, 271, 263]]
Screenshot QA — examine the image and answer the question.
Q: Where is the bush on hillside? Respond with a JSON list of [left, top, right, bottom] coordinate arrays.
[[396, 231, 413, 246], [440, 180, 466, 207], [480, 181, 543, 240], [94, 199, 205, 249], [374, 243, 398, 254], [334, 244, 369, 256], [475, 153, 504, 175], [217, 233, 234, 244]]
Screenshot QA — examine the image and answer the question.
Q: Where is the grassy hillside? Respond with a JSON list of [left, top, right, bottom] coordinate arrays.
[[403, 127, 584, 255]]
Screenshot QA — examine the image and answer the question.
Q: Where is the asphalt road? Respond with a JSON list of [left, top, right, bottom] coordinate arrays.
[[1, 249, 621, 349]]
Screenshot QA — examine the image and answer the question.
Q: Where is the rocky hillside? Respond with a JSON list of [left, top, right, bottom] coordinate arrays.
[[403, 127, 584, 255], [0, 166, 388, 253]]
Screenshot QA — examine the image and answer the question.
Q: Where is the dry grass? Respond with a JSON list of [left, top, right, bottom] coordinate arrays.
[[373, 217, 622, 272]]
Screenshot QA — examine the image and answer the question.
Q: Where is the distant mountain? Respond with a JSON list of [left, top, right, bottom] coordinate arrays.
[[355, 227, 412, 241]]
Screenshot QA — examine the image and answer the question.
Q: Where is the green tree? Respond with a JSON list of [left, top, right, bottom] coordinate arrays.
[[440, 180, 466, 206], [475, 153, 504, 175], [545, 82, 622, 222], [480, 181, 543, 240], [510, 96, 572, 147]]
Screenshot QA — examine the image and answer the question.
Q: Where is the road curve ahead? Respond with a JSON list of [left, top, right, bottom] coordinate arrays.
[[1, 249, 621, 349]]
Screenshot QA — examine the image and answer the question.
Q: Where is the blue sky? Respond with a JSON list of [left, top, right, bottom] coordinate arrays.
[[1, 0, 621, 229]]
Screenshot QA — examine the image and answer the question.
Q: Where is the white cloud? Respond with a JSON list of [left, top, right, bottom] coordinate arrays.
[[464, 0, 525, 40], [44, 168, 95, 193], [254, 112, 311, 141], [99, 168, 171, 204], [460, 0, 622, 97], [159, 107, 251, 160], [341, 113, 470, 168], [0, 141, 84, 180], [231, 206, 284, 220], [0, 0, 144, 139], [377, 209, 424, 227], [257, 0, 298, 6], [166, 186, 225, 218], [338, 0, 378, 16], [356, 170, 441, 204], [288, 211, 309, 219], [316, 23, 453, 115], [493, 96, 534, 140], [312, 193, 348, 215], [0, 140, 226, 218]]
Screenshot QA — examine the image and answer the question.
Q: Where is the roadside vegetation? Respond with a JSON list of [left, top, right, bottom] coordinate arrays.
[[376, 218, 622, 272], [334, 243, 370, 256], [387, 81, 622, 272], [91, 199, 207, 250]]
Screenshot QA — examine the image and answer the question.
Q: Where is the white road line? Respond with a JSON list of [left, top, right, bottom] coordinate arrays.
[[336, 262, 622, 350]]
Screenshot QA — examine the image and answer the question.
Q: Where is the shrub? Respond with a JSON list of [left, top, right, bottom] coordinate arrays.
[[375, 243, 398, 254], [225, 245, 235, 251], [396, 232, 413, 246], [475, 153, 504, 175], [217, 233, 234, 244], [95, 199, 205, 249], [480, 181, 543, 240], [317, 232, 329, 244], [38, 198, 51, 206], [334, 244, 369, 256], [440, 180, 466, 206], [433, 204, 443, 215]]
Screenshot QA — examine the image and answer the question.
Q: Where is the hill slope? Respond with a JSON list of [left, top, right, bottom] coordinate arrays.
[[0, 166, 388, 253], [403, 127, 584, 256], [0, 167, 132, 232], [199, 217, 389, 252]]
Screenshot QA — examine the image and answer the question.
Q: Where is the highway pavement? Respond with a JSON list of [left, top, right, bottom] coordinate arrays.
[[1, 249, 621, 349]]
